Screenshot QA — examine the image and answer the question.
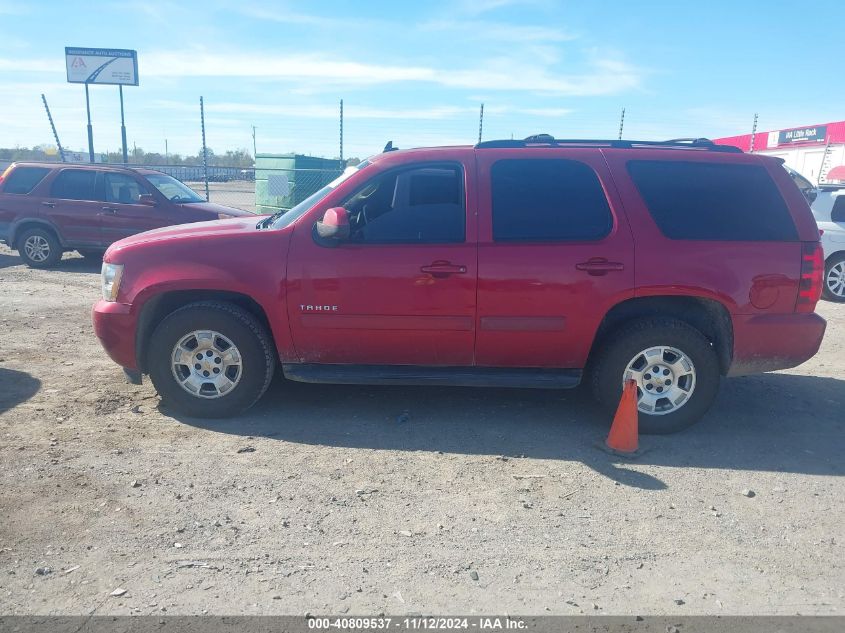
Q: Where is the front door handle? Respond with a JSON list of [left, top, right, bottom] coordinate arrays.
[[576, 258, 625, 275], [100, 206, 118, 214], [41, 201, 55, 208], [420, 261, 467, 277]]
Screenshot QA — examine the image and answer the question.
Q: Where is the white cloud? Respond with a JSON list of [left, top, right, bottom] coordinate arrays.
[[420, 20, 577, 43]]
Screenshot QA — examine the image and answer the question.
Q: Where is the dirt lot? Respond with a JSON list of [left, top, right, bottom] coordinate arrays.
[[0, 243, 843, 616]]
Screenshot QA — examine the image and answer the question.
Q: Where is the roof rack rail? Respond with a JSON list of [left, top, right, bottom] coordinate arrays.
[[475, 134, 742, 153]]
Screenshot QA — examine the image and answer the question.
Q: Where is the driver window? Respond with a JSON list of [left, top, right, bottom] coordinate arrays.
[[104, 172, 147, 204], [342, 164, 464, 243]]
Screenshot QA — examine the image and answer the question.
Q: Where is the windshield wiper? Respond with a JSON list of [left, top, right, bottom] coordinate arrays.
[[256, 211, 284, 229]]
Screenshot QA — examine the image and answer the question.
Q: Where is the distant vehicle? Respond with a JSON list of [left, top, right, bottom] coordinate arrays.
[[811, 186, 845, 301], [93, 136, 825, 433], [0, 162, 253, 268]]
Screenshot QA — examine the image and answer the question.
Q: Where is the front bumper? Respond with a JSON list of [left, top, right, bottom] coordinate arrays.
[[92, 300, 139, 371], [727, 312, 827, 376]]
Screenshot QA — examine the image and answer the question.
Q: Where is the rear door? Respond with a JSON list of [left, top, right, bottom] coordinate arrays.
[[98, 171, 176, 242], [44, 169, 103, 247], [0, 166, 52, 239], [474, 149, 635, 368]]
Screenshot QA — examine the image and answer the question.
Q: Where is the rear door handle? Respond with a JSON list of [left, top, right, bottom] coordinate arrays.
[[576, 258, 625, 275], [420, 261, 467, 277], [41, 201, 55, 208]]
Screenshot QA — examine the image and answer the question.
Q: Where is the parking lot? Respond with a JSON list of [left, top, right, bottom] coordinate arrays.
[[0, 243, 843, 616]]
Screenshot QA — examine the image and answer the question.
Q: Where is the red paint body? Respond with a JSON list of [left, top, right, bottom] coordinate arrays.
[[92, 145, 826, 380], [0, 162, 251, 251]]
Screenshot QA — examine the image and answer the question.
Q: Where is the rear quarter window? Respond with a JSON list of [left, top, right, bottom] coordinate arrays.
[[627, 160, 798, 241], [2, 166, 51, 194]]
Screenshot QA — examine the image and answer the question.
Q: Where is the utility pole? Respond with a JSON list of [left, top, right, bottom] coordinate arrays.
[[200, 96, 209, 201], [41, 94, 66, 162], [339, 99, 344, 167], [478, 103, 484, 144], [749, 113, 759, 153], [617, 107, 626, 140], [252, 125, 257, 158]]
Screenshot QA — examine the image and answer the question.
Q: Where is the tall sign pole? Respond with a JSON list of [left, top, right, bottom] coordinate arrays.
[[119, 85, 128, 164], [85, 83, 95, 162], [65, 48, 138, 163]]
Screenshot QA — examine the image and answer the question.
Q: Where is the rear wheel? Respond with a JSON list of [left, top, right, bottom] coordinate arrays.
[[822, 253, 845, 302], [590, 318, 720, 434], [147, 302, 275, 418], [18, 227, 62, 268]]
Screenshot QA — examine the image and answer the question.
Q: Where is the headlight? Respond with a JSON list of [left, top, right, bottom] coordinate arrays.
[[101, 262, 124, 301]]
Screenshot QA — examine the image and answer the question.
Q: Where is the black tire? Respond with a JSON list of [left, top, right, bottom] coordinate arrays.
[[821, 253, 845, 303], [147, 301, 275, 418], [17, 227, 62, 268], [78, 249, 106, 262], [590, 318, 720, 434]]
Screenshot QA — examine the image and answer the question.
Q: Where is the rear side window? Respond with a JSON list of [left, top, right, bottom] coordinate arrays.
[[491, 159, 613, 241], [104, 172, 147, 204], [51, 169, 97, 201], [2, 166, 50, 194], [628, 161, 798, 241]]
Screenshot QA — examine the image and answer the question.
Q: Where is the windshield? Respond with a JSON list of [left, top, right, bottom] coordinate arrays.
[[144, 173, 206, 203], [271, 161, 370, 229]]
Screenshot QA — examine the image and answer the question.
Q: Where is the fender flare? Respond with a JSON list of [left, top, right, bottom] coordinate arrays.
[[9, 217, 66, 248]]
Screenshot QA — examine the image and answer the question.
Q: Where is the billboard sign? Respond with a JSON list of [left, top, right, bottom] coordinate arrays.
[[65, 47, 138, 86], [777, 125, 827, 146]]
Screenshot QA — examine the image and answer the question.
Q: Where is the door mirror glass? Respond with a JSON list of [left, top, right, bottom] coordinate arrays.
[[315, 207, 350, 240], [138, 194, 157, 206]]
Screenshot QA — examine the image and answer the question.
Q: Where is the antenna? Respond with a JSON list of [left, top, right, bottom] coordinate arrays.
[[339, 99, 344, 166], [478, 103, 484, 144], [618, 107, 626, 140]]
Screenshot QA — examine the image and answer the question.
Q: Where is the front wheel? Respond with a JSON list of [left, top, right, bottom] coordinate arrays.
[[147, 302, 275, 418], [590, 318, 720, 434], [822, 253, 845, 302]]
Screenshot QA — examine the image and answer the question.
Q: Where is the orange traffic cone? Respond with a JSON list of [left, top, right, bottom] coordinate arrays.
[[605, 379, 639, 454]]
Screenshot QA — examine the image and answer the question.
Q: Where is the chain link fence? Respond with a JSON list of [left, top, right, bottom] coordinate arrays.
[[144, 165, 343, 214]]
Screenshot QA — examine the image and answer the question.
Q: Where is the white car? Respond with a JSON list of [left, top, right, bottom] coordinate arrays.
[[812, 187, 845, 302]]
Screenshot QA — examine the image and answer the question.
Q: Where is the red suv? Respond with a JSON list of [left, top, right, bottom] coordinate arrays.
[[92, 137, 826, 433], [0, 162, 252, 267]]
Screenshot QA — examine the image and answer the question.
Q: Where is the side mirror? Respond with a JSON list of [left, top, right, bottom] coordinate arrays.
[[315, 207, 350, 240], [138, 194, 157, 206]]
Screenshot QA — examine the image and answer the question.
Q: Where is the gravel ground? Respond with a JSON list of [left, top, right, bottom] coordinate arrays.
[[0, 244, 843, 616]]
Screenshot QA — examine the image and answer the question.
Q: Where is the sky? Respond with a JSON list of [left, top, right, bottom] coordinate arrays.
[[0, 0, 842, 160]]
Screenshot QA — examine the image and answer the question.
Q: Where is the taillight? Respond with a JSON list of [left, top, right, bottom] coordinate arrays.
[[796, 242, 823, 313], [0, 165, 12, 187]]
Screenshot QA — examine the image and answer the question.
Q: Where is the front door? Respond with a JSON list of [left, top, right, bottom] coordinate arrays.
[[98, 172, 174, 243], [286, 160, 477, 366], [474, 149, 635, 368]]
